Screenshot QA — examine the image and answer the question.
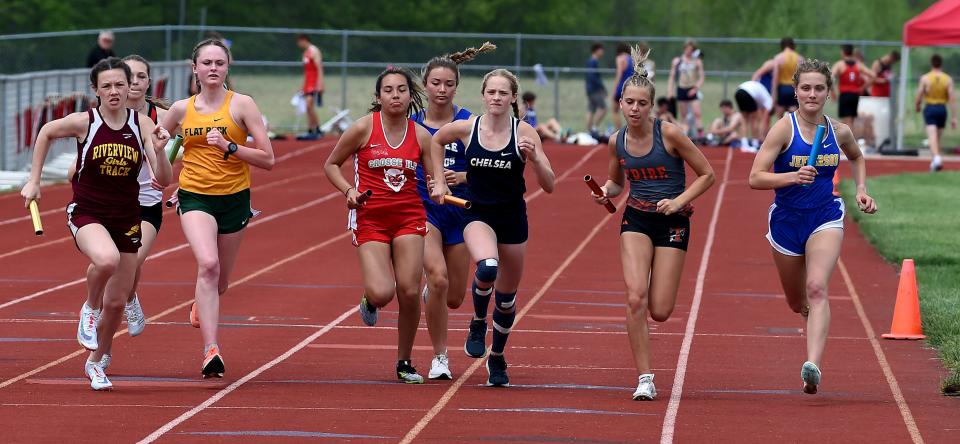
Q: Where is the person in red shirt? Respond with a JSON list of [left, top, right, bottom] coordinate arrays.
[[869, 50, 900, 98], [296, 34, 324, 140], [323, 67, 438, 384], [831, 44, 875, 129]]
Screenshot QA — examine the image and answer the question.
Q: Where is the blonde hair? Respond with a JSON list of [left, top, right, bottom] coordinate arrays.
[[423, 41, 497, 85], [481, 68, 520, 118], [792, 58, 833, 90], [619, 44, 655, 99]]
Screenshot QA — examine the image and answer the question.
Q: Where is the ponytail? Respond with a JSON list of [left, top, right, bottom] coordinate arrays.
[[423, 41, 497, 85], [620, 43, 655, 99]]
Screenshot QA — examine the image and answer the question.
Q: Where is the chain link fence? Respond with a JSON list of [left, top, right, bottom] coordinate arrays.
[[6, 26, 941, 172]]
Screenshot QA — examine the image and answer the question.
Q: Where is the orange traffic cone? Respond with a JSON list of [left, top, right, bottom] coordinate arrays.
[[882, 259, 925, 340]]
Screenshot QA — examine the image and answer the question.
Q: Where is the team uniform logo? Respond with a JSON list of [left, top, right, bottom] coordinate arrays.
[[669, 227, 686, 243], [384, 168, 407, 192]]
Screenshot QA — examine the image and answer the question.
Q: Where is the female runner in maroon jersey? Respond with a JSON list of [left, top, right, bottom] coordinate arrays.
[[323, 67, 438, 383], [20, 57, 172, 391]]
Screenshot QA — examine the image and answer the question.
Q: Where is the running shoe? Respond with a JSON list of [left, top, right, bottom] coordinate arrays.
[[428, 353, 452, 380], [633, 374, 657, 400], [77, 303, 100, 351], [396, 360, 424, 384], [85, 362, 112, 391], [84, 353, 112, 375], [295, 131, 321, 141], [125, 293, 146, 336], [801, 361, 821, 394], [189, 302, 200, 328], [421, 285, 429, 305], [464, 319, 487, 358], [485, 353, 509, 387], [202, 345, 225, 378], [358, 295, 378, 326], [931, 155, 943, 172]]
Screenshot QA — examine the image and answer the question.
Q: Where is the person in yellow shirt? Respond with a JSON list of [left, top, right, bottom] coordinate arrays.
[[914, 54, 956, 171], [771, 37, 802, 118], [161, 38, 275, 378]]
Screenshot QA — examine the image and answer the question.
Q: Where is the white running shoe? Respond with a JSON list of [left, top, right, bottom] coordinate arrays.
[[428, 353, 452, 380], [85, 362, 112, 391], [85, 353, 112, 376], [632, 374, 657, 400], [931, 155, 943, 172], [801, 361, 821, 394], [77, 303, 99, 351], [421, 285, 429, 305], [125, 293, 146, 337]]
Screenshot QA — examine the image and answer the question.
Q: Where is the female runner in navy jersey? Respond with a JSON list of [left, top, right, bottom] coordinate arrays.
[[21, 58, 172, 390], [592, 46, 715, 400], [749, 59, 876, 395], [413, 42, 495, 380], [430, 68, 555, 387]]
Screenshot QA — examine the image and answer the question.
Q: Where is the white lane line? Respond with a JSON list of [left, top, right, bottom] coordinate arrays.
[[838, 258, 924, 444], [399, 193, 626, 443], [660, 148, 732, 444], [136, 306, 358, 443], [0, 229, 351, 390], [0, 190, 340, 312], [0, 141, 330, 260]]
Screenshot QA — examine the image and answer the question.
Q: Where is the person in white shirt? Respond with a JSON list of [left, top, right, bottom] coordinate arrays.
[[735, 80, 774, 148]]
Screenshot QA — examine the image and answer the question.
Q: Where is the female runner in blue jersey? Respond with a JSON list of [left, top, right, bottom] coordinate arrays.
[[592, 46, 715, 401], [413, 42, 496, 380], [430, 68, 555, 387], [749, 59, 877, 395]]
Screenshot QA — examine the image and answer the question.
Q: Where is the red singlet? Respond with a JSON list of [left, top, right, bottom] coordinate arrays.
[[302, 46, 319, 94], [348, 112, 426, 245]]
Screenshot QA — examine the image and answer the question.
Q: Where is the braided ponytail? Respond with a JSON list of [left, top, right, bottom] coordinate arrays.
[[423, 41, 497, 85], [620, 43, 655, 99]]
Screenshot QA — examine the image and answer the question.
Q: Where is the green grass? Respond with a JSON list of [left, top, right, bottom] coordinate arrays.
[[229, 70, 960, 150], [840, 173, 960, 393]]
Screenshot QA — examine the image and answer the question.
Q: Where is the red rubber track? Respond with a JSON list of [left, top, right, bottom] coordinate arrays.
[[0, 141, 956, 443]]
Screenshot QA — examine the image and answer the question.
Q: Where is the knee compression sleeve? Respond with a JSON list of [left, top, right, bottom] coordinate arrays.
[[475, 258, 499, 284]]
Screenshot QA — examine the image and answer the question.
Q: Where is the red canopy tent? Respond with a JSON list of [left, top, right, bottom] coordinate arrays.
[[897, 0, 960, 150]]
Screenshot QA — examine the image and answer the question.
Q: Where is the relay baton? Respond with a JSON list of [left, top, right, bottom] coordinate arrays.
[[443, 195, 472, 209], [803, 124, 826, 187], [356, 189, 373, 205], [584, 175, 616, 213], [166, 135, 184, 164], [165, 187, 180, 208], [28, 200, 43, 235]]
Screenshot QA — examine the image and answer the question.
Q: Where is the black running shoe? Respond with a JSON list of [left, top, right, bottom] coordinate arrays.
[[464, 319, 487, 358], [485, 354, 509, 387], [396, 360, 424, 384]]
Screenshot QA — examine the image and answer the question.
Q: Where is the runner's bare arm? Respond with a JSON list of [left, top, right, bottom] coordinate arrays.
[[324, 115, 373, 206], [749, 116, 814, 189], [429, 119, 472, 202], [518, 121, 554, 193]]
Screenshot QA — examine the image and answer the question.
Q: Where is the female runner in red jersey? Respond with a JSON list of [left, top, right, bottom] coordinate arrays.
[[21, 57, 172, 390], [324, 67, 438, 383]]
